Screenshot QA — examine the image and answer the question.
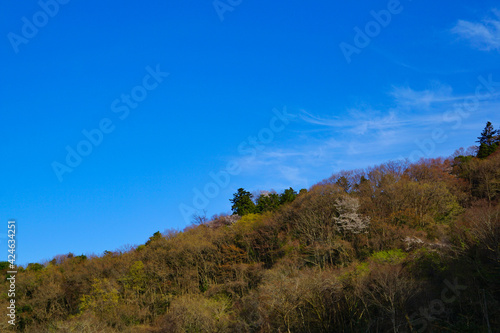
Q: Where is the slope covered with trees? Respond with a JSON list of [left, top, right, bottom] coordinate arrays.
[[2, 122, 500, 332]]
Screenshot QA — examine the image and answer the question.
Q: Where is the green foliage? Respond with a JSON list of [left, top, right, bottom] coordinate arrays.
[[477, 121, 497, 145], [452, 154, 474, 179], [26, 263, 44, 271], [79, 278, 120, 326], [233, 213, 264, 232], [255, 192, 280, 213], [146, 231, 162, 245], [280, 187, 297, 203], [408, 248, 447, 277], [74, 254, 87, 263], [233, 187, 299, 215], [370, 249, 407, 264], [477, 121, 499, 158], [120, 261, 146, 295], [230, 188, 256, 215], [477, 142, 499, 159]]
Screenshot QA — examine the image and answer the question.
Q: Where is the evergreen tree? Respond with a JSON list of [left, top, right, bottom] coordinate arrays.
[[230, 188, 256, 215], [476, 122, 499, 158], [256, 192, 281, 212], [145, 231, 162, 245], [279, 187, 297, 204]]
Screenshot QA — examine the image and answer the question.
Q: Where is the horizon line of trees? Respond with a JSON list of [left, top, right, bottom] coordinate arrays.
[[229, 187, 307, 216]]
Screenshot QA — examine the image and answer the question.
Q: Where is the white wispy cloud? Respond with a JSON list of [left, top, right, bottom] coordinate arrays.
[[300, 85, 451, 135], [277, 165, 308, 185], [451, 9, 500, 51], [299, 110, 347, 128], [390, 85, 457, 108], [229, 83, 500, 189]]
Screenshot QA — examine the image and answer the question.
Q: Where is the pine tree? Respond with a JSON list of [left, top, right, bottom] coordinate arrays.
[[230, 188, 256, 215], [279, 187, 297, 204], [256, 192, 281, 212], [476, 122, 499, 159]]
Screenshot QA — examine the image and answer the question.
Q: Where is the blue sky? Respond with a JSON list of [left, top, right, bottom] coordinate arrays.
[[1, 0, 499, 265]]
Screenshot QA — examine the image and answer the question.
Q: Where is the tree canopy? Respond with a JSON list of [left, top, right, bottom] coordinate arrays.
[[230, 188, 256, 215]]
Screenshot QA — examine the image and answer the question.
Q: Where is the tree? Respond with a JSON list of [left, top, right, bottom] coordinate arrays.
[[230, 188, 256, 216], [280, 187, 297, 204], [192, 210, 208, 225], [256, 192, 281, 213], [0, 261, 9, 271], [27, 263, 44, 271], [145, 231, 162, 245], [79, 278, 120, 325], [334, 196, 370, 236], [159, 294, 232, 332], [477, 121, 499, 159], [336, 176, 351, 193]]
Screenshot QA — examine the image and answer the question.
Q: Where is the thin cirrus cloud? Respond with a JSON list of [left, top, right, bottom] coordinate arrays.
[[300, 84, 452, 136], [229, 81, 500, 190], [451, 9, 500, 51], [390, 85, 459, 108], [275, 86, 493, 165]]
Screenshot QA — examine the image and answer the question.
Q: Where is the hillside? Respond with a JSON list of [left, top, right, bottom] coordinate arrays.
[[2, 125, 500, 332]]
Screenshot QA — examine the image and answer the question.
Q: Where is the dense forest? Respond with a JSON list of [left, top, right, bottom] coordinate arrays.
[[2, 122, 500, 332]]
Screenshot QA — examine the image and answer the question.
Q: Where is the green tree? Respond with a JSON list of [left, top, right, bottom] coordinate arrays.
[[230, 188, 256, 216], [256, 192, 281, 212], [477, 121, 499, 159], [27, 263, 44, 271], [80, 278, 120, 325], [280, 187, 297, 204], [145, 231, 162, 245], [121, 261, 147, 296]]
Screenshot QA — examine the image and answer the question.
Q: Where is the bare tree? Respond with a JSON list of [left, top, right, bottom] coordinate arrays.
[[192, 210, 209, 225]]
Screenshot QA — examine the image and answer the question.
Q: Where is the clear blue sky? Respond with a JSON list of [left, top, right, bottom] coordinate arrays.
[[1, 0, 499, 265]]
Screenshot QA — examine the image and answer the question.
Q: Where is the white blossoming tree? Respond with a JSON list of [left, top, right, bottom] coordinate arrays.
[[333, 196, 370, 236]]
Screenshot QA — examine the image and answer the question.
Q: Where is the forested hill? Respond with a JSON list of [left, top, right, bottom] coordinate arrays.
[[2, 122, 500, 332]]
